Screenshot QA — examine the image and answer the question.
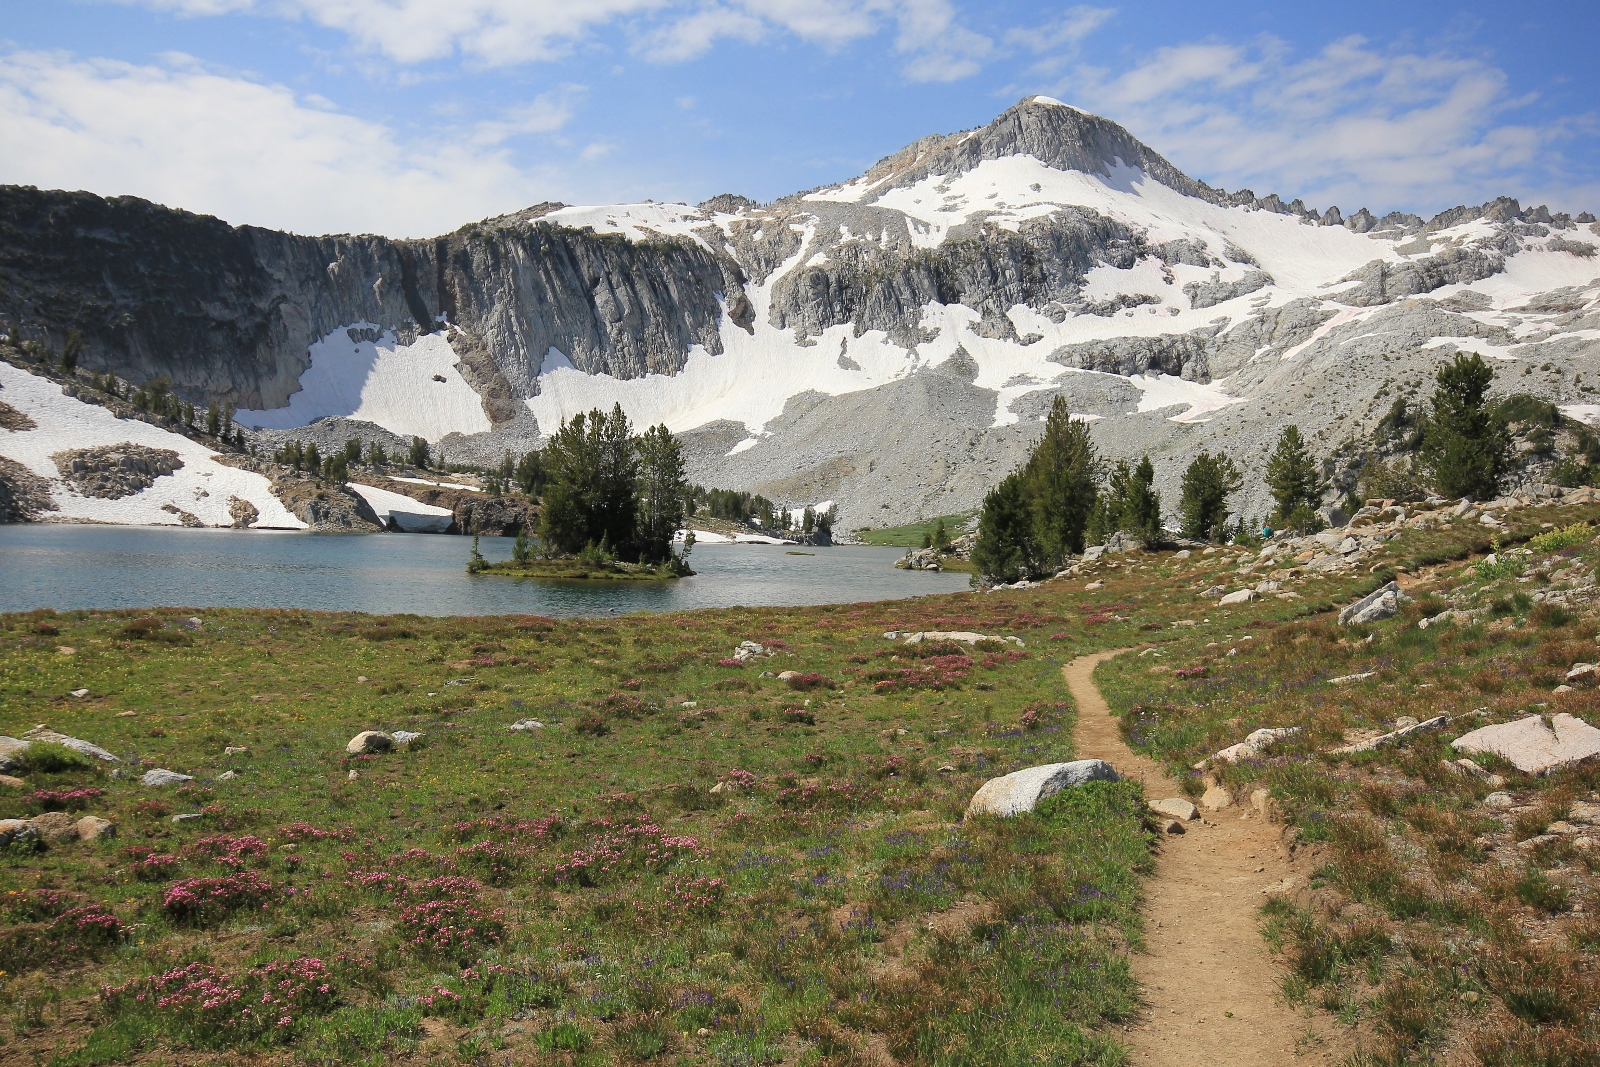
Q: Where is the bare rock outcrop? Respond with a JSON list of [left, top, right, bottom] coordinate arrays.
[[52, 444, 182, 498]]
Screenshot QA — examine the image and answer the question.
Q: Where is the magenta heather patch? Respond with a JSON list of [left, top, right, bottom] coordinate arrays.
[[162, 871, 278, 924], [103, 956, 338, 1046]]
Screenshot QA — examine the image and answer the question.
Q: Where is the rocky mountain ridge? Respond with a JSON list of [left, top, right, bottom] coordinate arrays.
[[2, 96, 1598, 529]]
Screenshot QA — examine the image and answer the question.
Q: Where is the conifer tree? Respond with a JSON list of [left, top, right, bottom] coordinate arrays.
[[1266, 426, 1324, 532], [635, 422, 686, 563], [1179, 451, 1243, 541], [303, 441, 322, 475], [972, 473, 1038, 583], [409, 436, 430, 469], [1024, 396, 1098, 563], [1420, 352, 1509, 500]]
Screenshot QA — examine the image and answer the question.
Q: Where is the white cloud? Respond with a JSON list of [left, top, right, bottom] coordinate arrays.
[[0, 50, 584, 237], [470, 84, 585, 145], [580, 142, 615, 161], [117, 0, 673, 66], [1051, 35, 1589, 214], [1004, 5, 1114, 54], [635, 6, 767, 63], [116, 0, 996, 82]]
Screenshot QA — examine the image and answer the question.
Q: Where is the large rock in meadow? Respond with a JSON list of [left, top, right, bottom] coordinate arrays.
[[346, 730, 394, 755], [75, 816, 116, 842], [29, 810, 79, 845], [965, 760, 1119, 818], [1339, 582, 1405, 626], [1453, 714, 1600, 775], [0, 819, 38, 847], [140, 768, 194, 786]]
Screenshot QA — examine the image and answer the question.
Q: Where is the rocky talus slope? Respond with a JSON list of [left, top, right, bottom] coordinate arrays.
[[4, 96, 1599, 529]]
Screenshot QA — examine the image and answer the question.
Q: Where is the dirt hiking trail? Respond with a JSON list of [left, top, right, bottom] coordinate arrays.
[[1063, 651, 1350, 1066]]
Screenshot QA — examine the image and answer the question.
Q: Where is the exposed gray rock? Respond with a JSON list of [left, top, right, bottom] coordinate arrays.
[[13, 725, 120, 765], [1453, 713, 1600, 775], [52, 444, 182, 499], [75, 815, 116, 841], [1149, 797, 1198, 821], [1184, 270, 1272, 310], [1339, 581, 1404, 625], [0, 819, 38, 847], [140, 768, 193, 786], [0, 455, 55, 521], [966, 759, 1119, 817]]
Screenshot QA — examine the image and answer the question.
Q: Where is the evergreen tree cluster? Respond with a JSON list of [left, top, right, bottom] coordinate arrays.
[[538, 403, 691, 565]]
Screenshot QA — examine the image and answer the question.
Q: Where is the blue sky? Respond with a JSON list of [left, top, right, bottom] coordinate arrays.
[[1, 0, 1595, 236]]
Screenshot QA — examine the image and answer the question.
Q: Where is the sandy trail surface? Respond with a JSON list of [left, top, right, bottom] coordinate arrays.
[[1062, 651, 1350, 1066]]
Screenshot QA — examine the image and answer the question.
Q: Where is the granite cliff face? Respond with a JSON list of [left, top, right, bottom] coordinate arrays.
[[3, 96, 1599, 529]]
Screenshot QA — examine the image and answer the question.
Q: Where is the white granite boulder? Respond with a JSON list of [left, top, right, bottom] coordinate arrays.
[[1339, 582, 1406, 626], [1194, 727, 1302, 768], [1453, 714, 1600, 775], [0, 819, 38, 847], [1219, 589, 1257, 605], [1149, 797, 1199, 821], [346, 731, 394, 755], [965, 760, 1119, 818], [140, 768, 194, 786]]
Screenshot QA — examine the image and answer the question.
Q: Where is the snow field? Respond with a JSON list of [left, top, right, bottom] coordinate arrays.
[[344, 482, 454, 533], [0, 363, 304, 529], [237, 324, 491, 442]]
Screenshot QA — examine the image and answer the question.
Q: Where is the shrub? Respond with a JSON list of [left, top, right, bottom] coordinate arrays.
[[26, 786, 105, 812], [574, 711, 610, 736], [102, 956, 339, 1048], [162, 871, 278, 924], [1529, 522, 1593, 553], [12, 741, 93, 774], [785, 672, 833, 691], [0, 894, 127, 971], [118, 616, 192, 644]]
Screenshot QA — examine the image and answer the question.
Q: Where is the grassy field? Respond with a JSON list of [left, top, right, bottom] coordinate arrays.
[[2, 580, 1163, 1066], [7, 499, 1600, 1065], [850, 516, 973, 548]]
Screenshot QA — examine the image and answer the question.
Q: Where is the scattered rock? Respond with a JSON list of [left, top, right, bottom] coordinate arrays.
[[1149, 797, 1199, 821], [180, 617, 203, 631], [0, 819, 38, 847], [391, 731, 423, 745], [902, 631, 1023, 647], [227, 495, 259, 528], [217, 770, 238, 781], [1418, 610, 1456, 630], [1219, 589, 1258, 605], [1330, 715, 1448, 755], [29, 810, 78, 844], [1200, 779, 1233, 811], [1339, 581, 1406, 625], [140, 768, 194, 786], [1250, 788, 1284, 824], [965, 759, 1119, 818], [69, 688, 89, 698], [0, 775, 24, 788], [1086, 580, 1105, 591], [346, 730, 394, 755], [0, 725, 122, 770], [1569, 801, 1600, 824], [52, 444, 182, 499], [1444, 759, 1506, 788], [347, 769, 360, 781], [1453, 713, 1600, 775], [1202, 585, 1226, 597], [1329, 671, 1376, 685], [1483, 791, 1515, 809], [708, 780, 740, 796], [171, 813, 203, 823], [75, 816, 115, 841], [1566, 663, 1599, 684], [1195, 727, 1302, 768], [509, 719, 545, 731]]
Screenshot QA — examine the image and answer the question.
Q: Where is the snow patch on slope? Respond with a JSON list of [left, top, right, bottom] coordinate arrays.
[[237, 324, 490, 442], [0, 363, 304, 528]]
